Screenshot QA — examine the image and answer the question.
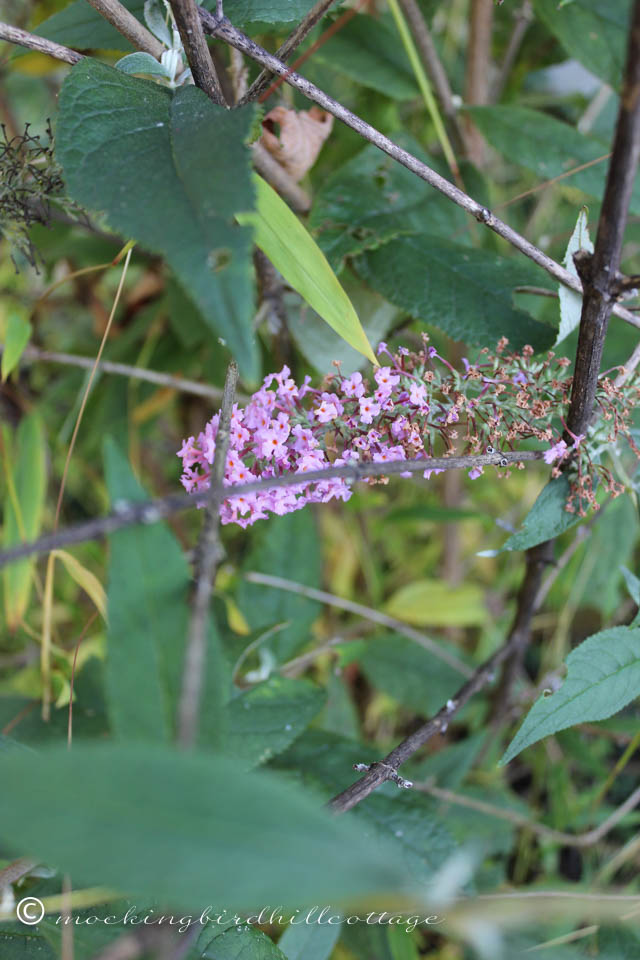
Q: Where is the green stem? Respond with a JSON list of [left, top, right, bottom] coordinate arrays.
[[387, 0, 459, 177]]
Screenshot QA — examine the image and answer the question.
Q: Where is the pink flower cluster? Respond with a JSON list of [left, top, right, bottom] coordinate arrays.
[[178, 336, 640, 525]]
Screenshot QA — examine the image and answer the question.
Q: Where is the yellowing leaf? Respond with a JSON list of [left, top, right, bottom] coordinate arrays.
[[2, 415, 47, 631], [384, 579, 487, 627], [237, 175, 378, 366], [1, 307, 31, 382], [53, 550, 107, 620]]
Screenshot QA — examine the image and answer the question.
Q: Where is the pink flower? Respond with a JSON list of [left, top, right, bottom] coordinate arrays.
[[316, 400, 339, 423], [341, 371, 366, 398], [374, 366, 400, 392], [409, 382, 427, 407], [544, 439, 568, 464], [468, 466, 484, 480], [359, 396, 380, 424]]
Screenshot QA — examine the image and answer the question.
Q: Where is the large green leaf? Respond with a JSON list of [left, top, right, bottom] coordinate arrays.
[[533, 0, 632, 89], [57, 60, 257, 379], [34, 0, 317, 51], [0, 742, 408, 907], [237, 512, 322, 663], [501, 625, 640, 764], [196, 925, 288, 960], [2, 415, 47, 632], [228, 676, 326, 768], [0, 927, 56, 959], [310, 137, 472, 271], [467, 105, 640, 216], [360, 635, 467, 716], [498, 476, 580, 553], [355, 234, 555, 351], [312, 13, 418, 100], [1, 307, 31, 382], [238, 176, 377, 365], [278, 922, 340, 960], [104, 441, 228, 747]]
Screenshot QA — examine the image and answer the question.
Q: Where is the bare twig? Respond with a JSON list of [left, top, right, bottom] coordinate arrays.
[[398, 0, 467, 155], [85, 0, 165, 58], [2, 343, 250, 403], [240, 0, 338, 105], [169, 0, 224, 104], [566, 0, 640, 440], [177, 361, 238, 749], [252, 142, 311, 212], [417, 781, 640, 848], [0, 21, 82, 64], [198, 7, 640, 332], [244, 571, 473, 677], [491, 0, 533, 103], [0, 451, 543, 571], [0, 857, 38, 888]]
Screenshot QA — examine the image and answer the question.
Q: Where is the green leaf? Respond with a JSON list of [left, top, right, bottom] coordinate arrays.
[[499, 476, 580, 552], [355, 234, 555, 352], [467, 105, 640, 216], [578, 494, 637, 616], [556, 207, 593, 346], [228, 676, 326, 768], [0, 927, 56, 959], [310, 137, 471, 272], [197, 925, 288, 960], [57, 60, 257, 380], [386, 504, 481, 523], [277, 922, 340, 960], [360, 635, 466, 715], [0, 742, 409, 906], [533, 0, 632, 88], [312, 14, 418, 100], [287, 278, 397, 376], [104, 440, 228, 748], [115, 52, 170, 77], [384, 580, 487, 627], [34, 0, 316, 52], [275, 731, 456, 888], [237, 512, 322, 663], [2, 415, 47, 631], [238, 175, 377, 365], [501, 625, 640, 764], [1, 308, 31, 382]]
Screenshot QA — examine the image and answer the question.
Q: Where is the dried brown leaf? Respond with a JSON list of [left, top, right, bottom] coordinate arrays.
[[260, 106, 334, 182]]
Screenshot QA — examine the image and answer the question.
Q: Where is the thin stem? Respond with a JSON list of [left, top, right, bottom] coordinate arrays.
[[463, 0, 494, 165], [397, 0, 467, 155], [0, 450, 544, 571], [198, 8, 640, 332], [5, 343, 248, 403], [177, 361, 238, 749], [244, 571, 473, 677], [0, 21, 82, 63], [169, 0, 224, 104], [417, 781, 640, 847], [491, 0, 533, 103], [85, 0, 165, 58], [240, 0, 338, 105], [387, 0, 459, 177]]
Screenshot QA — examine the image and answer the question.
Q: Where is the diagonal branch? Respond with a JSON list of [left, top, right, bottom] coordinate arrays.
[[169, 0, 225, 104], [0, 450, 543, 571], [176, 361, 238, 748], [85, 0, 165, 58], [198, 7, 640, 333], [0, 21, 82, 64], [239, 0, 338, 105]]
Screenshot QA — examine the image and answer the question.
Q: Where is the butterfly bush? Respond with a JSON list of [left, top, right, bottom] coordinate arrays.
[[178, 336, 640, 527]]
